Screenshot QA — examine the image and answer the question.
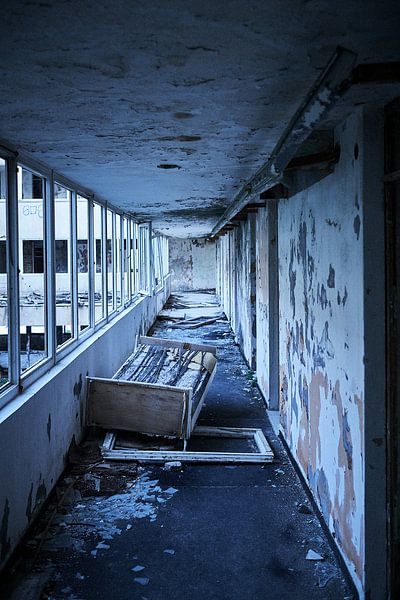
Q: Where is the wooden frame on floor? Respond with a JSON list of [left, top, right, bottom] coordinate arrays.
[[101, 426, 274, 464]]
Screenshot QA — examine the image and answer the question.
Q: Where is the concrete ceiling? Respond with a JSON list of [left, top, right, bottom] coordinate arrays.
[[0, 0, 399, 237]]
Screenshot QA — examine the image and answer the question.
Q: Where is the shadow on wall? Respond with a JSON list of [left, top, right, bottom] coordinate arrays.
[[169, 237, 216, 292]]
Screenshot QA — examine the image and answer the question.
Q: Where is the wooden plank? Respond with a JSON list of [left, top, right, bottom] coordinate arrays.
[[190, 363, 217, 425], [139, 335, 217, 355], [87, 377, 190, 438], [102, 431, 116, 451]]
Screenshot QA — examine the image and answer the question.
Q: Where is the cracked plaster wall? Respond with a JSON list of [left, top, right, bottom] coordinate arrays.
[[217, 218, 256, 369], [278, 110, 365, 595], [0, 283, 170, 572], [169, 237, 216, 291], [216, 108, 380, 597]]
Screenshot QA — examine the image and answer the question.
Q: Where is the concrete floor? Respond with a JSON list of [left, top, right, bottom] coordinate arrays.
[[1, 293, 353, 600]]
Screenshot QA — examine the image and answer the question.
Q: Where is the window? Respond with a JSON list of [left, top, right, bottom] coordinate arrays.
[[122, 217, 130, 304], [153, 236, 163, 289], [107, 209, 115, 312], [77, 240, 88, 273], [130, 221, 136, 298], [77, 195, 90, 334], [115, 213, 122, 307], [138, 224, 150, 293], [18, 166, 47, 373], [93, 202, 104, 323], [132, 222, 139, 295], [95, 240, 102, 273], [23, 240, 44, 273], [0, 143, 171, 407], [54, 183, 73, 349], [0, 158, 8, 390]]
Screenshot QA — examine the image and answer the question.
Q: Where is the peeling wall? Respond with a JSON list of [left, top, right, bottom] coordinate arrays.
[[216, 107, 387, 597], [255, 203, 279, 408], [169, 237, 216, 291], [0, 281, 170, 572], [217, 218, 256, 369], [278, 110, 365, 594]]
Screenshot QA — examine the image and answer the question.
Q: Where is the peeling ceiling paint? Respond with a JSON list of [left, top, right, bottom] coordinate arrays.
[[0, 0, 399, 236]]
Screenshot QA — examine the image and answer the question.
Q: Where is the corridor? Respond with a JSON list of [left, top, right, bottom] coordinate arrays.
[[0, 2, 399, 598], [3, 294, 351, 600]]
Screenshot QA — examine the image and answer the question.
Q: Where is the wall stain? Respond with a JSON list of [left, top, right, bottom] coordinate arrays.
[[47, 413, 51, 442], [316, 468, 332, 523], [0, 499, 11, 561], [353, 215, 361, 240], [327, 264, 335, 288], [26, 483, 33, 521], [73, 374, 83, 399]]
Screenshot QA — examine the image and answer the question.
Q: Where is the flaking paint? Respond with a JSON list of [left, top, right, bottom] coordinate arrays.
[[278, 110, 365, 595]]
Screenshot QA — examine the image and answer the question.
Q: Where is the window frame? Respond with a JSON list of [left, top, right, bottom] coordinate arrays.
[[0, 145, 169, 411]]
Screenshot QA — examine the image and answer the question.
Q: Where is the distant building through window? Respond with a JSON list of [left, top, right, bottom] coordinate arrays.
[[0, 241, 6, 273]]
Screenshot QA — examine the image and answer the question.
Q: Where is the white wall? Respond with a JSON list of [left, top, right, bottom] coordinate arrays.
[[169, 238, 216, 291]]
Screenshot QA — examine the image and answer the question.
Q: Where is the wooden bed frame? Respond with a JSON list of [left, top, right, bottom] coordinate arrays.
[[86, 336, 217, 441]]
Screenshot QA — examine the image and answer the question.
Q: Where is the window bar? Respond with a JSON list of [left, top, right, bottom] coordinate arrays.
[[88, 199, 94, 329], [71, 190, 78, 342], [7, 157, 20, 386], [119, 215, 123, 307], [148, 222, 154, 295], [112, 211, 117, 313], [101, 204, 107, 319], [46, 172, 56, 364]]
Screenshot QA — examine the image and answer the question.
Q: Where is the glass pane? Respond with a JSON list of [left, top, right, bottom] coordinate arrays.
[[123, 217, 129, 304], [93, 202, 104, 323], [153, 236, 161, 288], [0, 159, 8, 388], [18, 166, 47, 372], [132, 222, 138, 294], [55, 183, 73, 349], [115, 214, 122, 307], [107, 210, 115, 312], [77, 195, 90, 334], [130, 221, 135, 298], [139, 225, 149, 293]]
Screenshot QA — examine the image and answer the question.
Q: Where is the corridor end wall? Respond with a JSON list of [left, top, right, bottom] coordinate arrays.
[[169, 237, 216, 292]]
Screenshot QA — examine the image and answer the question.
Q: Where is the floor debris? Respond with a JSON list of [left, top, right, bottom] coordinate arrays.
[[1, 292, 352, 600], [306, 549, 324, 561]]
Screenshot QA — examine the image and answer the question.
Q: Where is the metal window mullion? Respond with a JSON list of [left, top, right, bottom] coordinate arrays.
[[112, 212, 117, 311], [128, 219, 132, 300], [88, 200, 94, 328], [7, 157, 20, 384], [46, 173, 56, 364], [119, 216, 123, 306], [71, 190, 78, 340], [102, 205, 107, 319], [148, 222, 153, 295]]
